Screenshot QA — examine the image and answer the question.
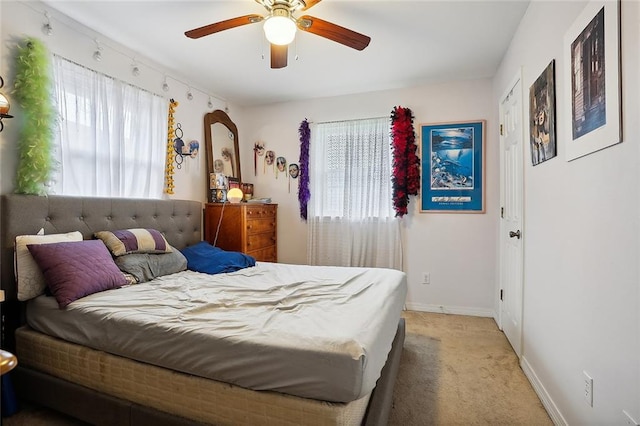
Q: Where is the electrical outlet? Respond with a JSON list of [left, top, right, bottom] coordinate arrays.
[[623, 410, 639, 426], [583, 371, 593, 407], [422, 272, 430, 285]]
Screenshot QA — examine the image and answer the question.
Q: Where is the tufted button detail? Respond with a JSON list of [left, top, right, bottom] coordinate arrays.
[[79, 216, 84, 221], [132, 216, 137, 220], [45, 216, 51, 221], [107, 216, 112, 220]]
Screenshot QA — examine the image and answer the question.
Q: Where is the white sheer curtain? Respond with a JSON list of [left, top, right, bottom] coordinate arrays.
[[307, 117, 402, 269], [51, 55, 167, 198]]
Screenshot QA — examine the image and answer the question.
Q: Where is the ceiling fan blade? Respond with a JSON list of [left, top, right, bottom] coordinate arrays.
[[301, 0, 322, 11], [297, 15, 370, 51], [271, 44, 288, 69], [185, 14, 263, 39]]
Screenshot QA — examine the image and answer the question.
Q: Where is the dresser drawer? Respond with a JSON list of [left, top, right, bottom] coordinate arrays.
[[246, 218, 276, 234], [246, 232, 276, 251], [246, 205, 276, 219], [248, 246, 277, 263]]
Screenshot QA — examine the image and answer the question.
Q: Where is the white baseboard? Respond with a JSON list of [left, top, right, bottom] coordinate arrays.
[[520, 356, 567, 426], [405, 302, 494, 318]]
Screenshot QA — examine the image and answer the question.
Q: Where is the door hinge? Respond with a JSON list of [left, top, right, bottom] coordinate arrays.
[[500, 289, 504, 301], [501, 207, 504, 218], [500, 124, 504, 136]]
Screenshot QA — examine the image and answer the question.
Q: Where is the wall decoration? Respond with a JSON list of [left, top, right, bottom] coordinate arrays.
[[390, 106, 420, 217], [264, 150, 275, 173], [0, 76, 14, 132], [564, 0, 621, 161], [298, 119, 311, 220], [289, 163, 299, 178], [164, 99, 178, 194], [188, 140, 199, 158], [421, 120, 485, 213], [529, 60, 557, 165], [173, 123, 186, 169], [13, 38, 55, 195], [254, 141, 265, 176], [276, 156, 287, 179], [288, 163, 299, 193]]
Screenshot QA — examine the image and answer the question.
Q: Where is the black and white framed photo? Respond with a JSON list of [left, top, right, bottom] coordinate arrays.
[[564, 0, 621, 161]]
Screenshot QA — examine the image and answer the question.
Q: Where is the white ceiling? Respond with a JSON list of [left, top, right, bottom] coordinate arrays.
[[42, 0, 530, 107]]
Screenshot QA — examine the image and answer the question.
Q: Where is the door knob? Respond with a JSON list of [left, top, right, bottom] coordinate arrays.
[[509, 230, 521, 239]]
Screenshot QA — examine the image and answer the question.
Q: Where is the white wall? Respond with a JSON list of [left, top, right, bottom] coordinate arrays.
[[493, 1, 640, 423], [0, 0, 232, 203], [240, 79, 500, 316]]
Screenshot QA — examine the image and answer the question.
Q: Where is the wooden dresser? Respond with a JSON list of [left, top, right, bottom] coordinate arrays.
[[204, 203, 277, 262]]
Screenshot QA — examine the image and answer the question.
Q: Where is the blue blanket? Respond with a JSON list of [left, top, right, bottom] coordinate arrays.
[[180, 241, 255, 274]]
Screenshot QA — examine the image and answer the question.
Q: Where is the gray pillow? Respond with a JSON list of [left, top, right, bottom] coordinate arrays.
[[114, 246, 187, 283]]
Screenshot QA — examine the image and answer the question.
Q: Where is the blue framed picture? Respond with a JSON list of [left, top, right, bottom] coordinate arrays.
[[420, 120, 485, 213]]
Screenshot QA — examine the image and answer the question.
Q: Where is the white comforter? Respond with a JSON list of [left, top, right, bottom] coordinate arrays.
[[27, 262, 407, 402]]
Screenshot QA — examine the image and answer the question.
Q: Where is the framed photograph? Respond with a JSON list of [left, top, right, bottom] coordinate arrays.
[[564, 0, 621, 161], [228, 177, 240, 190], [420, 120, 485, 213], [529, 60, 557, 166]]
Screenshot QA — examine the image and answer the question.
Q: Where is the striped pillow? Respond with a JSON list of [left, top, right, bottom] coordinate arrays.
[[94, 228, 172, 257]]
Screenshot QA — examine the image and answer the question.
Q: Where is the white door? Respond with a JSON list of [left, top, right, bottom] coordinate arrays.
[[499, 73, 524, 357]]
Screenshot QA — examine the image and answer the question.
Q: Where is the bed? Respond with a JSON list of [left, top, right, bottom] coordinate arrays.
[[0, 194, 406, 426]]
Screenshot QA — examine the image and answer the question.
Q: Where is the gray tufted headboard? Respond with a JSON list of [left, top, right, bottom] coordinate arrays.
[[0, 195, 202, 347]]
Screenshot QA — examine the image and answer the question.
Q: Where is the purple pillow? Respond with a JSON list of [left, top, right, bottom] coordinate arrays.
[[27, 240, 127, 308]]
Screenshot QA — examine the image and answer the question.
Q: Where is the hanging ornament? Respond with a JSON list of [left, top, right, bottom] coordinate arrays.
[[276, 156, 287, 179], [390, 106, 420, 217], [164, 99, 178, 194], [254, 141, 265, 176], [288, 163, 299, 193], [298, 119, 310, 220], [264, 150, 275, 174]]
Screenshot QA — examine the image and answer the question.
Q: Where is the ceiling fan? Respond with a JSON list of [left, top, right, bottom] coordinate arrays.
[[185, 0, 371, 69]]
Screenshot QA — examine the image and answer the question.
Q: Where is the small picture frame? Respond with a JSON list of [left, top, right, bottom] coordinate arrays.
[[228, 177, 240, 190], [529, 60, 557, 166]]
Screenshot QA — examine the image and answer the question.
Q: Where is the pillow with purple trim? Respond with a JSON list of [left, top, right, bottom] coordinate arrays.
[[27, 240, 127, 308], [94, 228, 172, 257]]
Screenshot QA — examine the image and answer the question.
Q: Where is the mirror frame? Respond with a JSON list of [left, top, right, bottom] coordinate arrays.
[[204, 109, 241, 202]]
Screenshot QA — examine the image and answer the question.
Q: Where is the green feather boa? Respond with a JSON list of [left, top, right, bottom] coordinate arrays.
[[13, 37, 55, 195]]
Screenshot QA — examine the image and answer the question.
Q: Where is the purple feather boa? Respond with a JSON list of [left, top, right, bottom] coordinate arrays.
[[298, 119, 311, 220]]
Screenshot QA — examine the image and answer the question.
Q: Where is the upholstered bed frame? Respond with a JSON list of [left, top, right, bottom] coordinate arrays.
[[0, 194, 404, 426]]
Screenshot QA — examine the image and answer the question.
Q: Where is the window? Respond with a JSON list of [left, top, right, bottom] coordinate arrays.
[[308, 117, 402, 269], [51, 56, 167, 198]]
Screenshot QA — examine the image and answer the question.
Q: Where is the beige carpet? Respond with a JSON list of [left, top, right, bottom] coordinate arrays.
[[389, 311, 551, 425], [2, 311, 551, 425]]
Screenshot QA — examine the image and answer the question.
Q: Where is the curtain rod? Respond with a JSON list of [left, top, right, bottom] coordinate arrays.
[[53, 54, 164, 99], [313, 116, 390, 125]]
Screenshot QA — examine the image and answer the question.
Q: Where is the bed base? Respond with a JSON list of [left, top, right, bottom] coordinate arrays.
[[11, 319, 404, 426]]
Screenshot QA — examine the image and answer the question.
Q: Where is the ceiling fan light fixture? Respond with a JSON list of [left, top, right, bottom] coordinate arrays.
[[263, 15, 297, 46]]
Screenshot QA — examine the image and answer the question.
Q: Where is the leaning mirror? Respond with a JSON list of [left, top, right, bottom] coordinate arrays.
[[204, 110, 241, 202]]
